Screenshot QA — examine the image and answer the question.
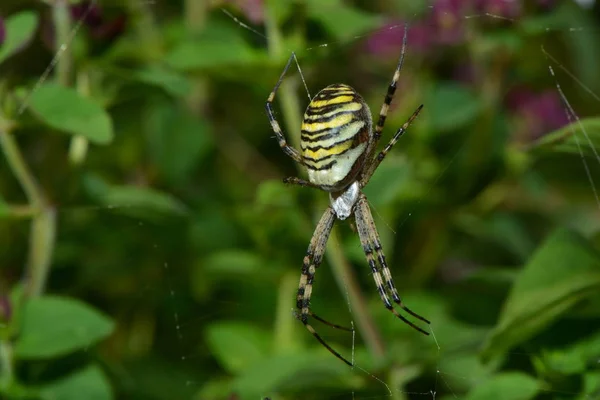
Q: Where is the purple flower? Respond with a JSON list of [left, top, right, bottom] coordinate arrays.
[[70, 2, 103, 26], [507, 87, 569, 140], [70, 2, 126, 42]]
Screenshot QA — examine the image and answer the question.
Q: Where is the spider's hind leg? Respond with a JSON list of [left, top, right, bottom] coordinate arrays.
[[354, 194, 430, 334], [296, 207, 354, 366]]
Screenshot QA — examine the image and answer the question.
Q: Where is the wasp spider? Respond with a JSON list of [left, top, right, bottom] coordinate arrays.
[[265, 27, 430, 366]]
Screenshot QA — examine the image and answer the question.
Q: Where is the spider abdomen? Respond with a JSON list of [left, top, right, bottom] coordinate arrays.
[[300, 84, 373, 192]]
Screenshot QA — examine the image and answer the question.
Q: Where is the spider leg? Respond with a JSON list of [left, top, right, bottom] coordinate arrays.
[[266, 52, 304, 164], [354, 194, 430, 335], [362, 23, 409, 171], [296, 207, 354, 366], [309, 311, 353, 332], [360, 104, 423, 186], [283, 176, 321, 189]]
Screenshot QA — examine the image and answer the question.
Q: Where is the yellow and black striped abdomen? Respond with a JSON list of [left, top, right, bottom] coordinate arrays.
[[301, 84, 373, 192]]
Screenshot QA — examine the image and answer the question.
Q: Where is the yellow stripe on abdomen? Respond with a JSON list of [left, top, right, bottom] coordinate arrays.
[[302, 138, 354, 161], [309, 95, 354, 109], [301, 113, 353, 135], [299, 83, 372, 190]]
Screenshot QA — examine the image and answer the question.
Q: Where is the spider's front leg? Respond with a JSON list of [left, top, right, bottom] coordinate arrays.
[[266, 53, 305, 165], [354, 194, 430, 334], [296, 207, 354, 366], [283, 176, 321, 189], [360, 104, 423, 187]]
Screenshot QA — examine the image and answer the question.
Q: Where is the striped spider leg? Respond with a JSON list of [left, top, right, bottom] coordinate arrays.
[[295, 207, 355, 366], [354, 194, 430, 334], [265, 24, 429, 366]]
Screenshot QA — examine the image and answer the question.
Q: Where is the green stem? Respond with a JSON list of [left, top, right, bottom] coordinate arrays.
[[0, 125, 56, 394], [127, 0, 162, 60], [69, 71, 91, 165], [4, 205, 38, 219], [26, 209, 57, 297], [0, 340, 13, 391], [0, 127, 42, 208], [185, 0, 207, 31], [327, 229, 386, 362], [0, 125, 56, 299], [53, 0, 72, 86], [273, 271, 300, 354], [184, 0, 208, 114]]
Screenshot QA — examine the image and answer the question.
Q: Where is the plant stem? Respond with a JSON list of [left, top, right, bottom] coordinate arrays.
[[53, 0, 72, 86], [69, 71, 91, 165], [184, 0, 208, 114], [26, 209, 57, 297], [4, 205, 38, 219], [0, 124, 56, 394], [127, 0, 162, 59], [0, 339, 13, 391], [0, 129, 42, 209], [0, 126, 56, 299], [273, 271, 300, 354]]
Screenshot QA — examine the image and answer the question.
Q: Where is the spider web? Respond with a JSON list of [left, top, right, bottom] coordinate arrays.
[[2, 0, 600, 399]]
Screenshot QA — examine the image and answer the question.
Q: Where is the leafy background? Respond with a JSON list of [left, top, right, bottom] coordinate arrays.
[[1, 0, 600, 399]]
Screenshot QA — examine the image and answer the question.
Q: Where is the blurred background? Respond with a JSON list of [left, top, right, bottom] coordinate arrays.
[[1, 0, 600, 399]]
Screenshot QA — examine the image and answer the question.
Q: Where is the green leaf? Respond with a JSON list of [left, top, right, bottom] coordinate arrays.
[[475, 30, 523, 56], [29, 83, 114, 144], [0, 11, 39, 65], [205, 322, 271, 374], [232, 352, 357, 400], [83, 174, 188, 218], [481, 229, 600, 361], [165, 20, 258, 71], [39, 365, 113, 400], [255, 180, 296, 208], [203, 250, 265, 275], [14, 296, 115, 359], [464, 373, 539, 400], [427, 83, 482, 133], [438, 355, 498, 392], [528, 118, 600, 155], [541, 330, 600, 375], [166, 39, 256, 71], [582, 372, 600, 400], [99, 185, 189, 217], [306, 0, 382, 40], [133, 65, 192, 97], [145, 102, 213, 183], [519, 6, 570, 35], [455, 213, 535, 261]]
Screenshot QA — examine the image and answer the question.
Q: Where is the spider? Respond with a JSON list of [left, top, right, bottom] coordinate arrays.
[[265, 26, 430, 366]]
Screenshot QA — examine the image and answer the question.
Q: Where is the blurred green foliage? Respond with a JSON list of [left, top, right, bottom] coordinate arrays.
[[1, 0, 600, 399]]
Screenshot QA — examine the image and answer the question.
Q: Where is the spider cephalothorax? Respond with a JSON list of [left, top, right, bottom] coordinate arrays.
[[265, 27, 429, 366]]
